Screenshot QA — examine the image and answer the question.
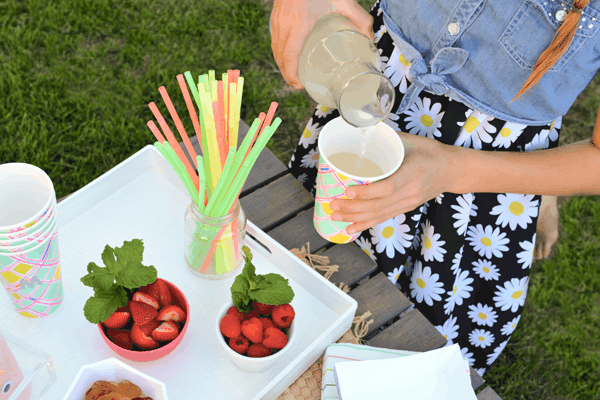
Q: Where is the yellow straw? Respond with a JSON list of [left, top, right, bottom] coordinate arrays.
[[222, 73, 229, 124], [233, 77, 244, 148], [197, 86, 222, 188]]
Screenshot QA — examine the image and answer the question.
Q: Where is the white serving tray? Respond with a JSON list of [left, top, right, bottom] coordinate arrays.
[[0, 145, 357, 400]]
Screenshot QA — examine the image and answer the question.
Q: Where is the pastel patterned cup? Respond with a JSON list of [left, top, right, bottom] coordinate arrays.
[[314, 117, 405, 244], [0, 195, 57, 242], [0, 222, 63, 318], [0, 214, 58, 253], [0, 163, 56, 235]]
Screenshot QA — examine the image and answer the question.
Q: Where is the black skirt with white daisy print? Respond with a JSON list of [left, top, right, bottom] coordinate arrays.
[[287, 0, 561, 376]]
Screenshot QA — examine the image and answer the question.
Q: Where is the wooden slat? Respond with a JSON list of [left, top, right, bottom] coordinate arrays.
[[240, 174, 314, 232], [266, 208, 331, 253], [477, 386, 503, 400], [320, 242, 378, 288], [348, 273, 412, 336]]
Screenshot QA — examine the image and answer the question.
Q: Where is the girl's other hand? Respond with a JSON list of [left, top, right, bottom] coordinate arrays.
[[534, 195, 559, 260], [270, 0, 375, 90]]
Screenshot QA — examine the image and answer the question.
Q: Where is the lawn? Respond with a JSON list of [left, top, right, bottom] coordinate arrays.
[[1, 0, 599, 398]]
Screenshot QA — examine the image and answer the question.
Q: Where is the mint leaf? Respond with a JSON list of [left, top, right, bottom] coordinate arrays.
[[249, 274, 294, 306], [116, 262, 157, 289], [83, 286, 128, 324], [109, 240, 157, 289], [231, 273, 251, 312], [80, 261, 115, 291], [101, 245, 118, 274], [242, 246, 253, 263]]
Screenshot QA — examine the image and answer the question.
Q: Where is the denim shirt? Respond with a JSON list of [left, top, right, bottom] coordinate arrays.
[[381, 0, 600, 125]]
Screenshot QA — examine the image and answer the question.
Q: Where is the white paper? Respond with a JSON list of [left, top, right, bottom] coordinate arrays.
[[333, 344, 476, 400]]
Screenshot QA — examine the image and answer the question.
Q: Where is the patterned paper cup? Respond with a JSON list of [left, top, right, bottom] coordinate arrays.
[[0, 213, 58, 253], [0, 203, 57, 248], [0, 194, 57, 242], [315, 117, 405, 244], [0, 222, 63, 318], [0, 163, 56, 235]]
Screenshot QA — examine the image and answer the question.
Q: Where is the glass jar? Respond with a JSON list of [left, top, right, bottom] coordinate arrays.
[[184, 200, 246, 280]]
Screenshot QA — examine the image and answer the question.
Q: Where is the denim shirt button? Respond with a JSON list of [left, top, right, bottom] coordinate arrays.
[[555, 9, 567, 22], [447, 22, 460, 35]]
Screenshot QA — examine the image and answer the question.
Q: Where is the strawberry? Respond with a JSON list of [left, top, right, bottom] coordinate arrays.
[[131, 323, 159, 349], [129, 301, 158, 325], [156, 279, 172, 308], [229, 334, 250, 355], [146, 281, 161, 302], [220, 313, 242, 339], [252, 301, 275, 316], [132, 291, 160, 310], [262, 327, 288, 349], [157, 305, 186, 323], [247, 343, 271, 358], [107, 329, 133, 350], [151, 321, 179, 342], [260, 318, 276, 333], [272, 304, 295, 328], [245, 310, 260, 320], [241, 317, 263, 344], [138, 283, 151, 294], [139, 320, 160, 336], [227, 306, 245, 323], [102, 311, 130, 329]]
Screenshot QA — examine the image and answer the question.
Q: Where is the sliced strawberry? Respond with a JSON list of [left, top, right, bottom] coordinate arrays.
[[227, 306, 245, 323], [156, 279, 172, 308], [138, 320, 160, 336], [129, 301, 158, 325], [247, 343, 271, 358], [252, 301, 275, 316], [229, 334, 250, 355], [102, 311, 130, 329], [131, 323, 159, 350], [245, 310, 260, 320], [106, 329, 133, 350], [241, 317, 263, 344], [220, 313, 241, 339], [151, 321, 179, 342], [272, 304, 295, 328], [147, 281, 161, 302], [262, 327, 288, 349], [157, 305, 186, 323], [132, 291, 160, 310]]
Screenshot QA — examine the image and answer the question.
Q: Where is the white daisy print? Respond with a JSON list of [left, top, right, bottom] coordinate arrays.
[[444, 269, 474, 315], [404, 97, 444, 139], [461, 346, 475, 366], [517, 233, 536, 270], [487, 340, 508, 366], [501, 315, 521, 336], [387, 266, 403, 285], [370, 215, 413, 258], [383, 109, 400, 132], [355, 237, 377, 263], [494, 277, 529, 312], [454, 109, 496, 149], [435, 193, 444, 204], [492, 121, 526, 149], [300, 148, 320, 168], [315, 105, 333, 119], [299, 118, 321, 149], [475, 367, 487, 377], [374, 25, 386, 44], [469, 329, 495, 348], [450, 245, 464, 274], [539, 117, 561, 147], [409, 261, 445, 306], [472, 259, 501, 281], [451, 193, 478, 236], [421, 220, 447, 262], [296, 173, 308, 185], [378, 48, 390, 70], [490, 193, 539, 231], [524, 132, 546, 152], [384, 46, 412, 94], [467, 303, 498, 327], [436, 315, 459, 343], [466, 224, 510, 259]]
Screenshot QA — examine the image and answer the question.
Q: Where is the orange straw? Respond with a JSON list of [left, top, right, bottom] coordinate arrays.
[[218, 81, 227, 146], [147, 121, 166, 143], [159, 86, 199, 170], [213, 101, 227, 169], [261, 102, 279, 135], [177, 74, 203, 153], [148, 102, 199, 191]]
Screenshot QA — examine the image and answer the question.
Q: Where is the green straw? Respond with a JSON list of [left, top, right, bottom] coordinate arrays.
[[204, 146, 236, 216], [196, 155, 206, 213], [163, 142, 199, 206], [154, 142, 197, 202]]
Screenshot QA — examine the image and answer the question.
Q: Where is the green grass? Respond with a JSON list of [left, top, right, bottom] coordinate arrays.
[[1, 0, 599, 398]]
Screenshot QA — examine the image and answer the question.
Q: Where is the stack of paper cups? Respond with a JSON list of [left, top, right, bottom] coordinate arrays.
[[0, 163, 63, 318]]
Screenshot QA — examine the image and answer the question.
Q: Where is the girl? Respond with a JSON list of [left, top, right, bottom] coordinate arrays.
[[271, 0, 600, 375]]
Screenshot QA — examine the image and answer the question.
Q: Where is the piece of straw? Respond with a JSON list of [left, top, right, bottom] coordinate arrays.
[[154, 142, 197, 203], [177, 74, 203, 153], [228, 83, 237, 147], [148, 102, 199, 191], [197, 155, 206, 212], [197, 86, 222, 188], [163, 142, 199, 206], [222, 72, 229, 126], [261, 102, 279, 135], [147, 121, 166, 144], [232, 77, 244, 148], [218, 81, 227, 148], [204, 147, 236, 216], [159, 86, 199, 169], [213, 101, 227, 167]]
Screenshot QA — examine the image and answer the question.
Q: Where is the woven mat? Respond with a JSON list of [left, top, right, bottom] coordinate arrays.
[[276, 243, 374, 400]]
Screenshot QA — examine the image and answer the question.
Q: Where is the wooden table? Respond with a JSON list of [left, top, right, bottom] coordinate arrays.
[[59, 119, 502, 399]]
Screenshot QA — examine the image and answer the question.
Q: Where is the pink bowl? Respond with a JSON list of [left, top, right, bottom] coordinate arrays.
[[98, 278, 190, 362]]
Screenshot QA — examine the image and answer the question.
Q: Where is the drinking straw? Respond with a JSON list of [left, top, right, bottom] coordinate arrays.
[[232, 77, 244, 148], [147, 121, 166, 144], [218, 81, 226, 147], [163, 142, 199, 206], [197, 86, 222, 188], [228, 83, 237, 148], [177, 74, 203, 152], [213, 101, 227, 167], [197, 155, 206, 213], [261, 102, 279, 135], [222, 72, 229, 127], [209, 70, 215, 88], [159, 86, 199, 169], [154, 142, 198, 204], [204, 147, 236, 216], [211, 80, 218, 104], [148, 102, 199, 191]]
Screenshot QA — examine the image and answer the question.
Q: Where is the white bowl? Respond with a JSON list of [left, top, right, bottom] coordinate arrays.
[[216, 301, 296, 372], [62, 358, 168, 400]]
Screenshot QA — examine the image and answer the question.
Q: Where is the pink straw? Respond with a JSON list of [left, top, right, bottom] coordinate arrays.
[[148, 102, 199, 191], [261, 102, 279, 135], [218, 81, 227, 147], [177, 74, 203, 153], [213, 101, 227, 168], [147, 121, 166, 143]]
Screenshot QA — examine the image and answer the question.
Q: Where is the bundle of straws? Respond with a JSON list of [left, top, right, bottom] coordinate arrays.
[[146, 70, 280, 275]]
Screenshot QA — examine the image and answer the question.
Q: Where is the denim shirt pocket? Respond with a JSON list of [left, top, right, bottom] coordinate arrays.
[[499, 0, 600, 71]]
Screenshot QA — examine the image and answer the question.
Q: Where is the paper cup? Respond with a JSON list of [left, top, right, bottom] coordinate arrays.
[[0, 204, 57, 248], [0, 222, 63, 318], [315, 117, 405, 243], [0, 194, 57, 242], [0, 163, 55, 235], [0, 214, 58, 253]]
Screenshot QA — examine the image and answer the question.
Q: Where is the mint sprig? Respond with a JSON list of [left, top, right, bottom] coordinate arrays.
[[231, 246, 294, 313], [81, 239, 157, 324]]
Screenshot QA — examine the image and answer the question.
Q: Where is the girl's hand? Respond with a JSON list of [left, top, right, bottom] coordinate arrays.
[[329, 132, 461, 234], [270, 0, 375, 89]]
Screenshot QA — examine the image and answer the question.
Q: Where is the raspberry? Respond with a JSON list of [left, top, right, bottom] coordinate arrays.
[[227, 306, 245, 323], [220, 313, 242, 339], [252, 301, 275, 316], [247, 343, 271, 358], [245, 310, 260, 320], [262, 327, 288, 349], [272, 304, 295, 328], [229, 334, 250, 355], [260, 318, 276, 333], [241, 318, 263, 344]]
